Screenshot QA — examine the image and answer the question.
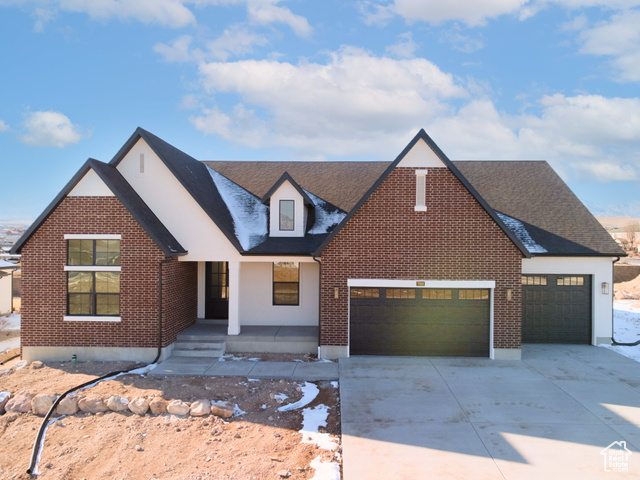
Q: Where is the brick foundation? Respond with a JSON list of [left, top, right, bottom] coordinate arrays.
[[319, 167, 523, 351]]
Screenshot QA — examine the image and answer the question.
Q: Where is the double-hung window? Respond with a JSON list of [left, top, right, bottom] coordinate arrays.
[[273, 262, 299, 305], [64, 235, 121, 321]]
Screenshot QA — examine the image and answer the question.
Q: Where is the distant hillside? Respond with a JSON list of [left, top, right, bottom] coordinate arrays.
[[597, 217, 640, 230]]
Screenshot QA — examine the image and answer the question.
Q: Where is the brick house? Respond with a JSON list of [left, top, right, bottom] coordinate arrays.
[[11, 128, 623, 362]]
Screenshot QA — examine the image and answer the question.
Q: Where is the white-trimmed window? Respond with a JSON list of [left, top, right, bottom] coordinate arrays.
[[64, 234, 121, 322], [415, 169, 427, 212]]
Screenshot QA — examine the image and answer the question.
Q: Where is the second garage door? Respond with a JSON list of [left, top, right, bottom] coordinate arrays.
[[522, 274, 592, 344], [350, 287, 490, 357]]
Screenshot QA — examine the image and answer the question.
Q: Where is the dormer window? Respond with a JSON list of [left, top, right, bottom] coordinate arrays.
[[279, 200, 295, 231]]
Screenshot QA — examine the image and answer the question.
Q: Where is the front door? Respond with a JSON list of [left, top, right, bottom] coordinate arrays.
[[205, 262, 229, 319]]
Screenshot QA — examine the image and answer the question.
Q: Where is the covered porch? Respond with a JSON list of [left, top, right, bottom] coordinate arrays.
[[192, 258, 320, 337], [168, 319, 319, 358]]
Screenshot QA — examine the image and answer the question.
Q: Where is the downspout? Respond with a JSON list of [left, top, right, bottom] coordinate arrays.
[[313, 256, 322, 357], [611, 256, 640, 346], [26, 256, 172, 477]]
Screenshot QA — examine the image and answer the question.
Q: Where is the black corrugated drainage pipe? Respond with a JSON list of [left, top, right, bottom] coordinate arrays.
[[611, 257, 640, 347], [0, 353, 20, 365], [26, 257, 171, 477], [313, 256, 322, 355]]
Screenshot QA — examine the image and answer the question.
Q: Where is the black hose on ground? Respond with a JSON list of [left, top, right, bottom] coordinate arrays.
[[0, 353, 19, 365]]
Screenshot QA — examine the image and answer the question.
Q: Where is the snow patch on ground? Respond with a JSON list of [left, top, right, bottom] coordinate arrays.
[[278, 381, 319, 412], [309, 456, 341, 480], [274, 393, 288, 403], [233, 404, 246, 416], [207, 167, 268, 250], [496, 212, 547, 254], [305, 190, 347, 234], [1, 313, 20, 331], [300, 404, 338, 451], [601, 301, 640, 362]]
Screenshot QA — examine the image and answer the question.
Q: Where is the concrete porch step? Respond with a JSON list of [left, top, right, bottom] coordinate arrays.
[[171, 348, 225, 358], [177, 333, 226, 342], [197, 318, 229, 326]]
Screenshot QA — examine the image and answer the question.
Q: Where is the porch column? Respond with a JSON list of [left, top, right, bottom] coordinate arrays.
[[227, 260, 241, 335]]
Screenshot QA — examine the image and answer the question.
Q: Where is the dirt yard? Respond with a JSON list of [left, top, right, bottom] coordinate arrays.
[[0, 355, 341, 480]]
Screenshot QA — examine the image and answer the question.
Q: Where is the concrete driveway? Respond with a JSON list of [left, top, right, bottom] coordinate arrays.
[[340, 345, 640, 479]]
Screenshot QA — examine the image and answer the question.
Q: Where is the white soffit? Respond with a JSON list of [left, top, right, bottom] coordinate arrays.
[[397, 138, 446, 168]]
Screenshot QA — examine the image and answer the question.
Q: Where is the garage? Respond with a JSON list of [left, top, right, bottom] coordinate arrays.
[[521, 274, 592, 344], [350, 287, 490, 357]]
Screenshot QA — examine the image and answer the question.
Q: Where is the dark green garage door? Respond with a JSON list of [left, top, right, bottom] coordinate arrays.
[[350, 287, 490, 356], [522, 275, 592, 344]]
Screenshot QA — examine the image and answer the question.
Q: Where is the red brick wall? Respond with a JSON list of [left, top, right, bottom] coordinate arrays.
[[21, 196, 196, 352], [320, 167, 523, 350]]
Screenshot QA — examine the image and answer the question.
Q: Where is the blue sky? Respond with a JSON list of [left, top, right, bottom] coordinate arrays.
[[1, 0, 639, 223]]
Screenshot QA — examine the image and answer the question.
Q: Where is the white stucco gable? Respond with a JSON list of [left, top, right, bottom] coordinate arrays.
[[116, 138, 241, 261], [397, 137, 447, 168], [69, 169, 115, 197]]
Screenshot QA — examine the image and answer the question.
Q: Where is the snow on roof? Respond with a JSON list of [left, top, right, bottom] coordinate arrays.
[[497, 212, 547, 254], [207, 167, 268, 251], [305, 190, 347, 235], [0, 260, 18, 269]]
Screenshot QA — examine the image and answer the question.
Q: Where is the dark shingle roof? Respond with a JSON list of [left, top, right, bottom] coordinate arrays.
[[11, 159, 187, 257], [204, 161, 389, 212], [453, 161, 624, 256]]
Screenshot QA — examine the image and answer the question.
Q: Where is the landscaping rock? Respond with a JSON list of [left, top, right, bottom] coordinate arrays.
[[13, 360, 28, 370], [149, 397, 168, 415], [129, 397, 149, 415], [0, 392, 10, 414], [210, 401, 234, 418], [31, 361, 44, 369], [189, 399, 210, 417], [56, 395, 79, 415], [78, 395, 108, 413], [5, 392, 35, 413], [166, 399, 190, 416], [107, 395, 129, 412], [32, 394, 58, 416]]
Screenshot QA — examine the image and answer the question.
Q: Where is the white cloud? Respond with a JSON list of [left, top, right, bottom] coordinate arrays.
[[154, 35, 202, 63], [206, 24, 268, 60], [577, 9, 640, 81], [386, 32, 418, 58], [247, 0, 312, 37], [19, 111, 87, 148], [7, 0, 196, 29], [390, 0, 530, 26], [189, 46, 640, 181], [192, 47, 467, 158], [0, 120, 9, 132]]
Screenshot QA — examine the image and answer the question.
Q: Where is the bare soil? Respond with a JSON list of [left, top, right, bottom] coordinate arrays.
[[615, 274, 640, 299], [0, 356, 341, 480]]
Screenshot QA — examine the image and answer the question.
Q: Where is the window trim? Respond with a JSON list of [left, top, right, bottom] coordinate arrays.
[[272, 262, 300, 306], [279, 199, 295, 231], [64, 235, 122, 322]]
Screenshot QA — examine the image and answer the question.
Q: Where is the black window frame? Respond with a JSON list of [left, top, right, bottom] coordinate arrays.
[[67, 239, 121, 266], [67, 271, 120, 317], [273, 262, 300, 306], [279, 199, 295, 231]]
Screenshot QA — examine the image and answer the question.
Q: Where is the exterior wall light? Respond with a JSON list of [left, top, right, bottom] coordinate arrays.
[[602, 282, 610, 295]]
